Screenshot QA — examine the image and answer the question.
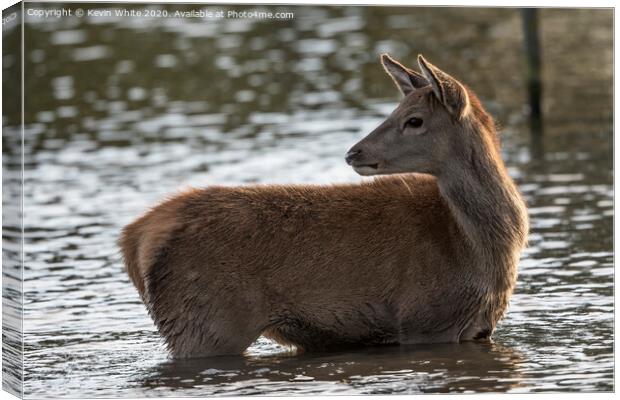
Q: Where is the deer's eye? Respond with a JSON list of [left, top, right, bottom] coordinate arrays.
[[406, 117, 423, 128]]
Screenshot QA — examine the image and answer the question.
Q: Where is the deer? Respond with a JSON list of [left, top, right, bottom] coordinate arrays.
[[119, 54, 529, 359]]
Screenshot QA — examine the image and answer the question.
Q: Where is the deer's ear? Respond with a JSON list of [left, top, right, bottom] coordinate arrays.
[[417, 55, 470, 119], [381, 53, 429, 96]]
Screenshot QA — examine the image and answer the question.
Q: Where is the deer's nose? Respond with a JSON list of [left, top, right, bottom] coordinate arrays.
[[345, 149, 362, 165]]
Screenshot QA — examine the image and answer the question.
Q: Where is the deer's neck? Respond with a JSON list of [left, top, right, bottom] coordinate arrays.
[[437, 132, 528, 286]]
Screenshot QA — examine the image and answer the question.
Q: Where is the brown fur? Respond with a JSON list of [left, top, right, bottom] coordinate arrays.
[[119, 54, 528, 358]]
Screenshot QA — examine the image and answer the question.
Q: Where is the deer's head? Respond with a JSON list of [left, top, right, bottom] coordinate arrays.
[[346, 54, 493, 177]]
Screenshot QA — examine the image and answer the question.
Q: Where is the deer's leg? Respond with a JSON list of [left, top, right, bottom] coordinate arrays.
[[144, 248, 267, 358], [160, 305, 266, 358]]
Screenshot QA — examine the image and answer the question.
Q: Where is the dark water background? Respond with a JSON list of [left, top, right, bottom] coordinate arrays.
[[2, 3, 613, 397]]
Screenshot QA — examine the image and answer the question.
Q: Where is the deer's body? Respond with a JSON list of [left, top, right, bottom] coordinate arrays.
[[120, 54, 528, 358]]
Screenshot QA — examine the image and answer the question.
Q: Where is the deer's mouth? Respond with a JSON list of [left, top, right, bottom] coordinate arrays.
[[352, 163, 379, 176]]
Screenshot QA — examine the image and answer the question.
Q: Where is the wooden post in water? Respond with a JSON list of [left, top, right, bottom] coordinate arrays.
[[521, 8, 543, 143]]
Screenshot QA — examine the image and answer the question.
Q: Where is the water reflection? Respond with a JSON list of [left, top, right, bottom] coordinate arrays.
[[141, 342, 525, 395]]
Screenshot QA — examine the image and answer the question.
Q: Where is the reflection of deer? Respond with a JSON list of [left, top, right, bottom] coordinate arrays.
[[141, 342, 525, 393], [119, 54, 529, 358]]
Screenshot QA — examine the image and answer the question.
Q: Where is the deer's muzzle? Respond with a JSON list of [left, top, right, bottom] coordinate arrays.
[[345, 149, 362, 165]]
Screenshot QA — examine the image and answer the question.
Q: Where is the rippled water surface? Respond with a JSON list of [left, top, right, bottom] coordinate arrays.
[[2, 4, 613, 397]]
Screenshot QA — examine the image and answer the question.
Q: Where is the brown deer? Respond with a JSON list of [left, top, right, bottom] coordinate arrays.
[[119, 54, 529, 358]]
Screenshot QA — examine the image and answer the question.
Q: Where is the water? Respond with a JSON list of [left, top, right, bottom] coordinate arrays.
[[2, 4, 613, 397]]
